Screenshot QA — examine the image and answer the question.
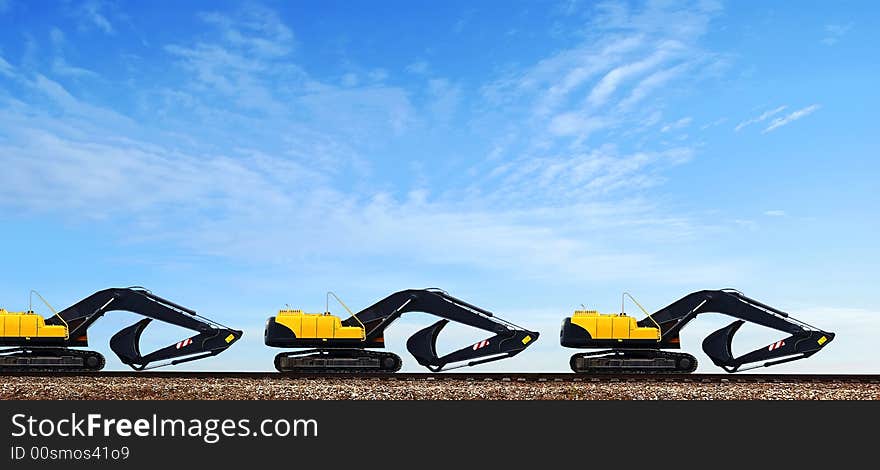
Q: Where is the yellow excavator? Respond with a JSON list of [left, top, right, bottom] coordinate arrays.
[[0, 287, 242, 371], [265, 288, 539, 373], [560, 288, 835, 373]]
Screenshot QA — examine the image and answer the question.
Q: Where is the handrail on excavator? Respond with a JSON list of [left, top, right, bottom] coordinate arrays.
[[326, 291, 366, 339], [30, 289, 69, 339], [622, 291, 661, 340]]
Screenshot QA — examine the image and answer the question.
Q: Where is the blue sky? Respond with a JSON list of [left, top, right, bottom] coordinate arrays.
[[0, 0, 877, 373]]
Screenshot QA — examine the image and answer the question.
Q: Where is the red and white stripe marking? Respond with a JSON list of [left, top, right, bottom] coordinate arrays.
[[472, 340, 490, 350], [176, 338, 193, 349], [768, 340, 785, 351]]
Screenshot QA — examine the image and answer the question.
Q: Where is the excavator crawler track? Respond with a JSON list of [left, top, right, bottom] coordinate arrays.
[[0, 348, 106, 372], [570, 349, 698, 374], [275, 349, 403, 374]]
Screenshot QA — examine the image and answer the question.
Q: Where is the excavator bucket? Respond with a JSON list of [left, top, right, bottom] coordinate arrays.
[[702, 320, 835, 373], [406, 319, 539, 372], [110, 318, 243, 370], [701, 320, 744, 371], [406, 319, 447, 369], [109, 318, 151, 367]]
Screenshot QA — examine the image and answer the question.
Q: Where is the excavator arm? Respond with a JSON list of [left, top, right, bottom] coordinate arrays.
[[46, 287, 242, 370], [641, 289, 834, 372], [342, 288, 539, 372]]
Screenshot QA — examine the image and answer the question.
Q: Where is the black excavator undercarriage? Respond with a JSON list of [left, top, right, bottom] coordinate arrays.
[[0, 347, 107, 372], [274, 349, 403, 374], [569, 350, 698, 374]]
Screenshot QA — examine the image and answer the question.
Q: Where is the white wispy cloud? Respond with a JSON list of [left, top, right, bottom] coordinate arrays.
[[0, 114, 730, 286], [78, 0, 114, 34], [763, 104, 820, 133], [368, 68, 388, 82], [734, 105, 786, 131], [0, 1, 749, 292], [50, 27, 65, 46], [340, 72, 358, 87], [822, 23, 853, 46], [298, 85, 415, 136], [46, 27, 99, 79], [153, 7, 419, 178], [0, 73, 737, 288], [528, 36, 644, 116], [199, 7, 295, 58], [52, 57, 98, 78], [592, 0, 722, 39], [452, 9, 474, 34], [700, 117, 727, 130], [426, 78, 462, 123], [764, 210, 786, 217], [487, 146, 694, 203], [587, 42, 680, 107], [618, 62, 688, 109], [547, 112, 606, 138], [405, 60, 429, 75], [161, 12, 305, 124], [27, 74, 136, 129], [661, 116, 691, 132], [733, 219, 758, 231], [478, 0, 721, 169], [0, 54, 13, 77]]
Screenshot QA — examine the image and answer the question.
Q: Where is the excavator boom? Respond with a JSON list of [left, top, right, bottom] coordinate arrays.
[[639, 289, 834, 372]]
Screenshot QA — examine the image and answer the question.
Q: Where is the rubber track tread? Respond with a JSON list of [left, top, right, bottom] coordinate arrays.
[[570, 350, 699, 374], [0, 348, 106, 372], [274, 349, 403, 374]]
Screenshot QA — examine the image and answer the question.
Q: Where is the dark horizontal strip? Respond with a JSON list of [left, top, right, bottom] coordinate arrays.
[[0, 372, 878, 383]]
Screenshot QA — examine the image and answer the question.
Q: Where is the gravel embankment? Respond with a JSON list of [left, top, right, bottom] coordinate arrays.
[[1, 377, 878, 400]]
